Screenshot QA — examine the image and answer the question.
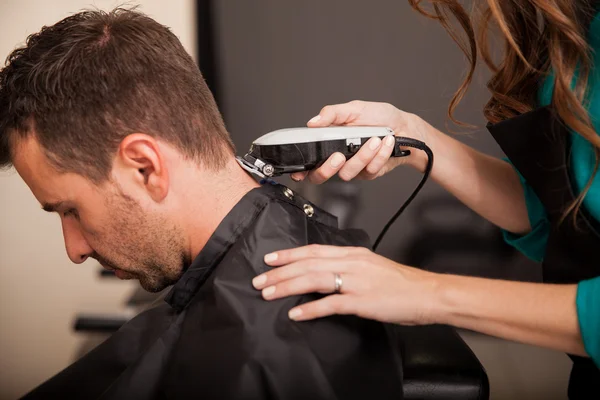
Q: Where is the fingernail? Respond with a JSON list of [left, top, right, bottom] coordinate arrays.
[[289, 308, 303, 320], [262, 286, 276, 298], [369, 137, 382, 150], [264, 253, 278, 263], [252, 274, 266, 288], [386, 135, 395, 146], [330, 153, 345, 168], [308, 115, 321, 124]]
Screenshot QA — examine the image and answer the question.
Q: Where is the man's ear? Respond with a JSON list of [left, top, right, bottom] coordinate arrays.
[[115, 134, 169, 203]]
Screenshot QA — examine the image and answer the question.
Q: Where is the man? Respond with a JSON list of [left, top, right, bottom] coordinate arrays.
[[1, 7, 404, 399]]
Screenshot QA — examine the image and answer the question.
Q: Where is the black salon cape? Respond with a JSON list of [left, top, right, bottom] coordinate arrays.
[[22, 182, 404, 400]]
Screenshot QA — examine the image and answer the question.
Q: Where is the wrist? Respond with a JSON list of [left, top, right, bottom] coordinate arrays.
[[413, 269, 453, 325], [427, 272, 464, 326]]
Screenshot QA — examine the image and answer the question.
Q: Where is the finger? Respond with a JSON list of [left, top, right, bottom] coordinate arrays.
[[358, 135, 395, 180], [253, 256, 351, 289], [287, 294, 356, 321], [264, 244, 357, 267], [261, 271, 349, 300], [306, 100, 366, 127], [291, 171, 308, 181], [306, 152, 346, 184], [337, 137, 382, 181]]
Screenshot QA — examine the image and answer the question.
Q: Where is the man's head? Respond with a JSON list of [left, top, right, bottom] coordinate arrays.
[[0, 7, 237, 292]]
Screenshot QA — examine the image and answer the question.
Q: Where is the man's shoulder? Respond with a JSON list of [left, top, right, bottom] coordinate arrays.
[[259, 184, 372, 248]]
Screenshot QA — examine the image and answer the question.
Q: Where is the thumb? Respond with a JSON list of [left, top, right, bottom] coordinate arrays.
[[291, 171, 308, 181], [307, 101, 364, 127], [306, 106, 337, 127]]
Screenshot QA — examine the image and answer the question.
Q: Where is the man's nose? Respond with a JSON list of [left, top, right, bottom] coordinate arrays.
[[61, 218, 93, 264]]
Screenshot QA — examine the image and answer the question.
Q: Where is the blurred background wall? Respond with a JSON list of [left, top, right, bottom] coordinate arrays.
[[0, 1, 575, 399]]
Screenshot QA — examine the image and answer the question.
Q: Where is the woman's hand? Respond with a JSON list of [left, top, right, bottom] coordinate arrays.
[[292, 100, 437, 183], [251, 244, 442, 325], [252, 245, 587, 357]]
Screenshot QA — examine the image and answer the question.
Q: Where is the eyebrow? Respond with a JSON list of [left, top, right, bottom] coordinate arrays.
[[42, 201, 64, 213]]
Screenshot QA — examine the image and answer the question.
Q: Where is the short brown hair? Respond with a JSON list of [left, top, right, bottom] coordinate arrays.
[[0, 7, 235, 182]]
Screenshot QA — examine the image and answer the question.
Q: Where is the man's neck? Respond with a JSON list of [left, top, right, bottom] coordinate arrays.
[[180, 158, 260, 262]]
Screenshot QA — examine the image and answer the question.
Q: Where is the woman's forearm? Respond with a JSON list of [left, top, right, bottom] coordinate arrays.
[[412, 119, 531, 234], [433, 273, 587, 356]]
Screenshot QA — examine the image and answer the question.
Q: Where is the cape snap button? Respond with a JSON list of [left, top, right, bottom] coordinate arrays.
[[303, 204, 314, 217], [283, 188, 294, 199]]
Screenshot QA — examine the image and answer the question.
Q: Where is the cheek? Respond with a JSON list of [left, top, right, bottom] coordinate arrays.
[[76, 213, 116, 253], [77, 204, 114, 238], [81, 219, 140, 257], [78, 219, 103, 242]]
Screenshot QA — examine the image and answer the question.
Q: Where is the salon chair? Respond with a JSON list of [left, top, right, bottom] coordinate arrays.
[[398, 324, 489, 399]]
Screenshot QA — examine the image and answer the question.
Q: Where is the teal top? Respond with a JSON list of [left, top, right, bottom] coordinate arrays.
[[502, 12, 600, 367]]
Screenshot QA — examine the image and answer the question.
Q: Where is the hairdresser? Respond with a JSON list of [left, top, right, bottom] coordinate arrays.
[[251, 1, 600, 397]]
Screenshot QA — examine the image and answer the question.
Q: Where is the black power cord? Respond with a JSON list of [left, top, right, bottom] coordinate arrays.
[[372, 137, 434, 252]]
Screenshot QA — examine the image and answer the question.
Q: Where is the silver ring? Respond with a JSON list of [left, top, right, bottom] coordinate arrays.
[[334, 273, 343, 294]]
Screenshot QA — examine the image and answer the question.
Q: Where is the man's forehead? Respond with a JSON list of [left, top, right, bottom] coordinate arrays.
[[12, 135, 77, 206], [12, 134, 52, 185]]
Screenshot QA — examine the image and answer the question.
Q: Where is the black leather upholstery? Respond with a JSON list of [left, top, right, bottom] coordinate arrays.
[[399, 324, 489, 399]]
